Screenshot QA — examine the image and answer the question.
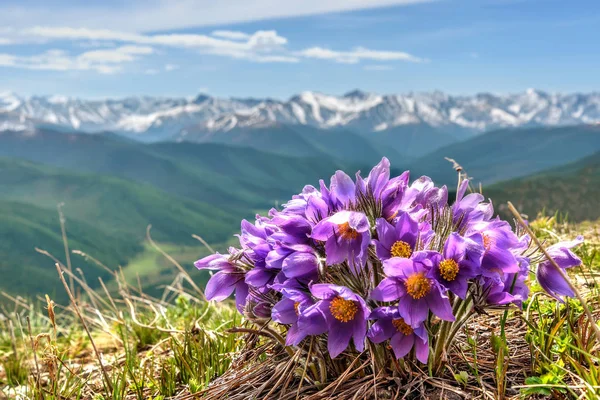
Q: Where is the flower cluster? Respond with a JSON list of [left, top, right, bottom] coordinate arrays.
[[195, 158, 583, 363]]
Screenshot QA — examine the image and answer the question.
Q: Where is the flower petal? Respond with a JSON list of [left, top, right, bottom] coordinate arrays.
[[398, 297, 429, 327], [367, 320, 395, 343], [426, 287, 455, 322], [370, 278, 405, 302], [414, 334, 429, 363], [537, 262, 575, 301], [282, 252, 318, 278], [390, 333, 414, 360], [272, 298, 298, 324], [285, 323, 308, 346], [234, 280, 249, 312], [327, 320, 353, 358], [205, 271, 238, 301]]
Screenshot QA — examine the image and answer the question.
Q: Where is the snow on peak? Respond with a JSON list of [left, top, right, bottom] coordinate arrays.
[[2, 90, 600, 140]]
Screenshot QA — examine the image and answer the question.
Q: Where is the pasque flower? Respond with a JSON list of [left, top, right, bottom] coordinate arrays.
[[468, 219, 520, 278], [371, 253, 454, 327], [305, 284, 370, 358], [368, 306, 429, 363], [311, 211, 371, 272], [373, 212, 433, 261], [536, 236, 583, 301], [432, 232, 484, 299], [194, 253, 249, 312], [194, 157, 584, 369], [271, 283, 322, 346]]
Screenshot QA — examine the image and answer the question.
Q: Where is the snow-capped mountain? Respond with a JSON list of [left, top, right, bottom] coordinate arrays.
[[2, 89, 600, 141]]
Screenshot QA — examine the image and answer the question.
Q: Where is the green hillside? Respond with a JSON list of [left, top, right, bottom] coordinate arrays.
[[0, 158, 242, 245], [411, 125, 600, 187], [0, 133, 355, 299], [0, 129, 347, 208], [0, 200, 140, 300], [486, 150, 600, 222]]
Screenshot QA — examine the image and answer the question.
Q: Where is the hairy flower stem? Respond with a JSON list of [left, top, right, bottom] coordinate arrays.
[[431, 295, 474, 375]]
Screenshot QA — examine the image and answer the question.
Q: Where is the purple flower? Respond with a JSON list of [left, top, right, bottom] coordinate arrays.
[[305, 284, 370, 358], [485, 256, 530, 307], [373, 212, 432, 261], [405, 176, 449, 213], [266, 243, 319, 282], [271, 284, 321, 346], [280, 185, 322, 216], [355, 157, 391, 200], [537, 236, 583, 301], [328, 170, 356, 210], [371, 254, 454, 327], [452, 179, 493, 230], [379, 172, 411, 220], [306, 195, 330, 225], [195, 254, 249, 312], [367, 306, 429, 363], [239, 219, 273, 269], [311, 211, 371, 273], [468, 219, 520, 278], [432, 233, 484, 299], [269, 213, 312, 244]]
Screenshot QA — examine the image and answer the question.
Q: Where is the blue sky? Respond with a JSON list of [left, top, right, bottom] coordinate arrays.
[[0, 0, 598, 99]]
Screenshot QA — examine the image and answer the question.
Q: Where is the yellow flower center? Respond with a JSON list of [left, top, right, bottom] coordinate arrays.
[[329, 296, 358, 323], [294, 302, 300, 315], [390, 240, 412, 258], [482, 234, 493, 250], [392, 318, 413, 336], [404, 273, 431, 299], [338, 222, 359, 240], [439, 259, 460, 282]]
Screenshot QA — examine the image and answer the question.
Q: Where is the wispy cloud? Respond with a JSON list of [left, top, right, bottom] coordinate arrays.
[[14, 27, 298, 63], [297, 46, 425, 64], [211, 30, 250, 41], [0, 1, 435, 33], [0, 26, 423, 74], [0, 45, 153, 74]]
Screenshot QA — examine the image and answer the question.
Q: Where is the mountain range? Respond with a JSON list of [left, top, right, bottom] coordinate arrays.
[[3, 90, 600, 146]]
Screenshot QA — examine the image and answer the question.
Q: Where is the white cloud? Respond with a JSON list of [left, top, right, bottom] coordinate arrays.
[[144, 68, 159, 75], [16, 27, 299, 63], [0, 1, 436, 33], [298, 46, 424, 63], [77, 45, 154, 63], [363, 64, 394, 71], [253, 55, 300, 63], [0, 38, 13, 45], [165, 63, 179, 71], [2, 25, 424, 72], [0, 46, 152, 74], [211, 30, 250, 40]]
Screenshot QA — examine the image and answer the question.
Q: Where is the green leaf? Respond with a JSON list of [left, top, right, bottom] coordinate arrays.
[[454, 371, 469, 386]]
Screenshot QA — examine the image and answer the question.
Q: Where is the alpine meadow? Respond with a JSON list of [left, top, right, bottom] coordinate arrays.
[[1, 1, 600, 399]]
